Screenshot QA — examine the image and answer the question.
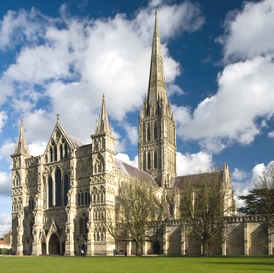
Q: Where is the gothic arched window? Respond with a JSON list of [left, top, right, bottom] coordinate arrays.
[[143, 153, 146, 170], [48, 176, 53, 208], [55, 169, 62, 207], [154, 151, 157, 169], [147, 123, 151, 141], [148, 152, 151, 170], [79, 217, 84, 234], [60, 145, 63, 160], [54, 145, 57, 161], [50, 147, 53, 162], [154, 122, 157, 140], [81, 192, 84, 206], [64, 144, 68, 158], [64, 174, 69, 206]]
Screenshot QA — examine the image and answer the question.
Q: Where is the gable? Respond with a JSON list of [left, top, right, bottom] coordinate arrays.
[[43, 121, 83, 162]]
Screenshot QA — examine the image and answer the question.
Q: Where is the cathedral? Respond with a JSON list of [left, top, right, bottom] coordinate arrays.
[[11, 13, 273, 256]]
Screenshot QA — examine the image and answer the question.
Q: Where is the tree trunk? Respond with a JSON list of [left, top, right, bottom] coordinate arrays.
[[202, 240, 209, 256], [136, 241, 143, 256]]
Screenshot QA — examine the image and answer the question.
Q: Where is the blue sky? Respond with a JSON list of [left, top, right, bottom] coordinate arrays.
[[1, 0, 274, 236]]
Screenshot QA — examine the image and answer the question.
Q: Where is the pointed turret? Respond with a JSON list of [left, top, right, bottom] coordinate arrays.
[[95, 94, 112, 134], [147, 11, 168, 109], [14, 119, 29, 156], [91, 94, 115, 174]]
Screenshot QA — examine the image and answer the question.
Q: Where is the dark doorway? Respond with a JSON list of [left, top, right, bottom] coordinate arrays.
[[62, 242, 65, 255], [81, 243, 87, 255], [49, 234, 60, 254], [153, 241, 161, 254], [42, 242, 46, 255]]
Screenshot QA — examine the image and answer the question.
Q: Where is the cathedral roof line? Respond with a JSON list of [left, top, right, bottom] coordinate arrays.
[[114, 157, 158, 187]]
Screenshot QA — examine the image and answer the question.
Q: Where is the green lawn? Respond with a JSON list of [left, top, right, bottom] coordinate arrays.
[[0, 256, 273, 273]]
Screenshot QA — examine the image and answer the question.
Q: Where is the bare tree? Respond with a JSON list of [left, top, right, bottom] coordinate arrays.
[[179, 169, 233, 256], [105, 177, 167, 256]]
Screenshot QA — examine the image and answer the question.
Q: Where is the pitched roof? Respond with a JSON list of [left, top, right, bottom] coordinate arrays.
[[114, 158, 158, 186], [68, 135, 83, 147], [172, 171, 224, 189]]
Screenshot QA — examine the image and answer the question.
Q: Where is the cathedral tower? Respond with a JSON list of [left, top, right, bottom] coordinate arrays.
[[138, 12, 176, 188], [11, 119, 30, 255]]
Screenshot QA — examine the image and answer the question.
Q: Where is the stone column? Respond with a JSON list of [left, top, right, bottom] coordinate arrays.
[[163, 225, 169, 255], [268, 226, 273, 256], [31, 227, 40, 256], [16, 212, 24, 256], [64, 223, 75, 256], [128, 241, 132, 256], [222, 223, 227, 256], [143, 241, 148, 255], [181, 224, 186, 255], [244, 221, 249, 255], [16, 226, 24, 256], [86, 207, 94, 256]]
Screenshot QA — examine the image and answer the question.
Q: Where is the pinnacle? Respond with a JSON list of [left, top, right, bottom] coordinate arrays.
[[95, 94, 112, 134], [147, 11, 168, 109], [13, 119, 29, 156]]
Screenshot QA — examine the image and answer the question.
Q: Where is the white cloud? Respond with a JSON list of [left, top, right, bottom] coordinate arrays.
[[0, 111, 7, 134], [170, 1, 274, 153], [222, 0, 274, 62], [176, 151, 213, 176], [232, 161, 274, 209], [115, 153, 138, 168], [28, 141, 47, 157], [0, 213, 11, 237], [0, 171, 11, 196], [123, 123, 138, 145], [232, 180, 253, 209], [268, 131, 274, 138], [0, 141, 16, 161], [0, 2, 204, 147], [232, 168, 248, 181], [177, 53, 274, 153]]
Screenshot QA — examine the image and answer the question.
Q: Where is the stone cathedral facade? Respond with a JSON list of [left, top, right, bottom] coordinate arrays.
[[11, 13, 273, 256]]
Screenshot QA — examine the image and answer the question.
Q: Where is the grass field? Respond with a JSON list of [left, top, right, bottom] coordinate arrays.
[[0, 255, 274, 273]]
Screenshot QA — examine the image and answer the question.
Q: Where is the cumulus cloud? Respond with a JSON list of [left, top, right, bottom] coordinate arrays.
[[0, 1, 204, 148], [0, 171, 11, 196], [0, 140, 16, 161], [232, 161, 274, 209], [115, 153, 138, 168], [232, 168, 248, 181], [175, 0, 274, 153], [222, 0, 274, 62], [176, 151, 213, 176], [0, 213, 11, 237], [0, 111, 7, 134]]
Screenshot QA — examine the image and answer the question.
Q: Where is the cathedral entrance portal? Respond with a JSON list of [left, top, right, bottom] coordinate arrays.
[[153, 241, 161, 254], [49, 234, 60, 255], [41, 242, 46, 255]]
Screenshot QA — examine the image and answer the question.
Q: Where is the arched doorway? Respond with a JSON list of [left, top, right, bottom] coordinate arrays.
[[49, 234, 60, 254], [41, 242, 46, 255], [153, 241, 161, 254]]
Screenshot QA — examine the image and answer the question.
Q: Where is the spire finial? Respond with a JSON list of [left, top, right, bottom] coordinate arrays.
[[95, 94, 112, 134], [13, 118, 29, 156], [56, 113, 60, 122], [147, 8, 168, 108]]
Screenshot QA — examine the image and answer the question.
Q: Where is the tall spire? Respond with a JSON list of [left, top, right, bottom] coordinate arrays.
[[14, 119, 29, 156], [95, 94, 112, 134], [147, 11, 168, 107]]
